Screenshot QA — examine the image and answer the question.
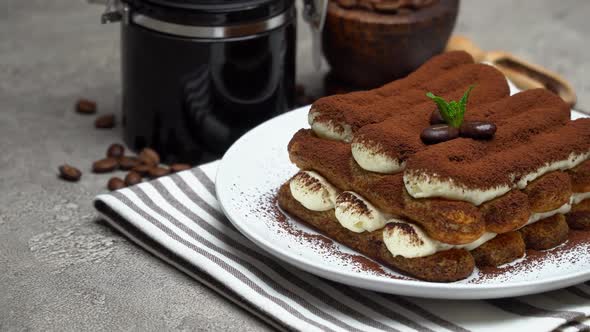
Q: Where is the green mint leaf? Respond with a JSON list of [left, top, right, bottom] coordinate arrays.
[[459, 85, 475, 117], [426, 92, 455, 125], [448, 101, 461, 127], [426, 86, 475, 128]]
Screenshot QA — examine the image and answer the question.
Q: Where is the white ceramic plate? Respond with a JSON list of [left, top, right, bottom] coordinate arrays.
[[216, 106, 590, 300]]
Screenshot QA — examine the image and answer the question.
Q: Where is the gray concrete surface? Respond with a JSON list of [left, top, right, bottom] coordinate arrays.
[[1, 1, 589, 331]]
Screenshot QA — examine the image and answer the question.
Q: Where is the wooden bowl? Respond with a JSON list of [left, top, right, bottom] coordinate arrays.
[[322, 0, 460, 89]]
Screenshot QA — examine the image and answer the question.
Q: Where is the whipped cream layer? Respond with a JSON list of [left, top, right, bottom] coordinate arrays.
[[403, 172, 511, 206], [572, 192, 590, 205], [289, 171, 338, 211], [515, 152, 590, 189], [334, 191, 388, 233], [308, 111, 352, 142], [525, 202, 572, 226], [351, 141, 405, 174], [383, 220, 497, 259], [404, 152, 590, 206]]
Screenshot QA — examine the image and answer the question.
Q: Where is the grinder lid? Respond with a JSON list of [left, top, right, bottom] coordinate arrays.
[[126, 0, 294, 26]]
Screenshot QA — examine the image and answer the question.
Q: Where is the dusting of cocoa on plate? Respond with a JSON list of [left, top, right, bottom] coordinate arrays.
[[471, 229, 590, 283]]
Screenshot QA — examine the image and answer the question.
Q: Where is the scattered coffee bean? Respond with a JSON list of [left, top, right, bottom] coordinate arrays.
[[138, 148, 160, 166], [459, 121, 497, 140], [58, 164, 82, 182], [429, 108, 446, 125], [170, 163, 192, 173], [124, 171, 142, 186], [131, 164, 153, 176], [95, 114, 115, 129], [75, 99, 96, 114], [148, 167, 170, 179], [106, 143, 125, 158], [420, 124, 459, 145], [92, 157, 119, 173], [107, 177, 126, 191], [118, 156, 140, 170]]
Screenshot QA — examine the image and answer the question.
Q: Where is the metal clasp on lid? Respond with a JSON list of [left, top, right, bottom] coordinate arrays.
[[89, 0, 129, 24]]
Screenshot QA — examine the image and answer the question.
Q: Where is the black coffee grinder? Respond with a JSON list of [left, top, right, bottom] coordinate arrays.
[[100, 0, 316, 164]]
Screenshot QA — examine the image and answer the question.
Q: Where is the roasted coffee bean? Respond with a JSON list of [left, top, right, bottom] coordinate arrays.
[[460, 121, 497, 140], [95, 114, 115, 129], [92, 157, 119, 173], [75, 99, 97, 114], [148, 167, 170, 179], [132, 164, 153, 176], [107, 177, 126, 191], [119, 156, 140, 170], [124, 171, 142, 186], [170, 163, 192, 173], [138, 148, 160, 166], [420, 124, 459, 145], [58, 164, 82, 182], [429, 108, 446, 125], [106, 143, 125, 158]]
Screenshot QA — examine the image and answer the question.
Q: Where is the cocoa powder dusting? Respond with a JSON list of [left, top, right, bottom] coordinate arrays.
[[292, 172, 323, 193], [336, 192, 371, 216], [386, 223, 424, 246]]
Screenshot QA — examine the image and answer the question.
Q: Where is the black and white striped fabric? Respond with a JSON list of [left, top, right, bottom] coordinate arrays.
[[94, 161, 590, 332]]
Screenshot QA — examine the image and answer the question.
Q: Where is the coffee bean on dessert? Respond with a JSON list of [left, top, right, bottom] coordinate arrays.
[[75, 99, 97, 114], [58, 164, 82, 182], [429, 108, 446, 125], [107, 177, 125, 191], [131, 164, 153, 176], [92, 157, 119, 173], [118, 156, 140, 170], [95, 114, 115, 129], [138, 148, 160, 166], [148, 167, 170, 179], [106, 143, 125, 158], [124, 171, 142, 186], [460, 121, 497, 139], [420, 124, 459, 145], [170, 163, 192, 173]]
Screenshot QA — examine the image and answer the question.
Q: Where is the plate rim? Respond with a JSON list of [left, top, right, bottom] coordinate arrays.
[[216, 106, 590, 299]]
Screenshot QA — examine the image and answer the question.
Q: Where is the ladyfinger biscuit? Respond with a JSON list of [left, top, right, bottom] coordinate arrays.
[[519, 214, 569, 250], [567, 199, 590, 230], [471, 232, 525, 267]]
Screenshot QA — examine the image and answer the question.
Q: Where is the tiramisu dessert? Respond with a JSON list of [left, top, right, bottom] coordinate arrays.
[[277, 51, 590, 282]]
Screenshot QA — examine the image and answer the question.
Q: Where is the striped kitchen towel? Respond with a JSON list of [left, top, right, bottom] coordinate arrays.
[[94, 161, 590, 332]]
